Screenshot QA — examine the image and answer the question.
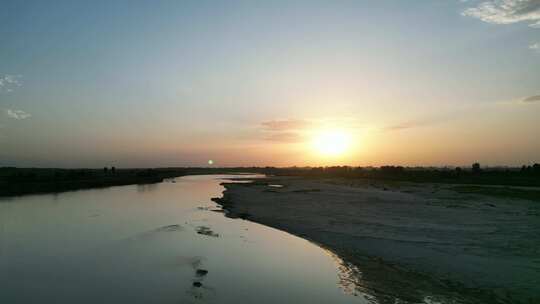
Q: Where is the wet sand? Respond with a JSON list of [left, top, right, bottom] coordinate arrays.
[[215, 177, 540, 304]]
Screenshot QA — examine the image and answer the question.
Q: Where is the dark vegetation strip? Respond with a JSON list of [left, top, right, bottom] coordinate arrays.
[[452, 186, 540, 202], [0, 167, 251, 197], [264, 163, 540, 187], [1, 162, 540, 197]]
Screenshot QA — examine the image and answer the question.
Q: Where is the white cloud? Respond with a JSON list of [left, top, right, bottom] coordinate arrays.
[[530, 42, 540, 51], [463, 0, 540, 28], [0, 74, 22, 92], [6, 109, 31, 120]]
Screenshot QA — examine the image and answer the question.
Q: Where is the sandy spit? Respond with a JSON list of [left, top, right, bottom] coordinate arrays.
[[214, 177, 540, 304]]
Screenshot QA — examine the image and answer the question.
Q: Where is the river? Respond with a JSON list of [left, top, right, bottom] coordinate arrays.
[[0, 175, 367, 303]]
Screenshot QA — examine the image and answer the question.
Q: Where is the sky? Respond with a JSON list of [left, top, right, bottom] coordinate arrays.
[[1, 0, 539, 168]]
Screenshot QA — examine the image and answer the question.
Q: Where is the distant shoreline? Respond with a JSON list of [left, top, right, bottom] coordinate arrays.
[[0, 169, 183, 197], [0, 167, 252, 197], [2, 165, 539, 197]]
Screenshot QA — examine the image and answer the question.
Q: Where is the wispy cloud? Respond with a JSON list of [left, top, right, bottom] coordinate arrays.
[[384, 113, 457, 132], [0, 74, 22, 92], [530, 42, 540, 52], [384, 121, 437, 132], [5, 109, 31, 120], [523, 95, 540, 102], [463, 0, 540, 28], [264, 132, 305, 143], [261, 119, 312, 131], [384, 122, 421, 131], [260, 119, 311, 143]]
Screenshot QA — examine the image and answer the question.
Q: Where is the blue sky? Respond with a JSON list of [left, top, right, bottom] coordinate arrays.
[[1, 0, 539, 167]]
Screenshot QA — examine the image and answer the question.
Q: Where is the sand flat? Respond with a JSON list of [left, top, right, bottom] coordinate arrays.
[[216, 177, 540, 304]]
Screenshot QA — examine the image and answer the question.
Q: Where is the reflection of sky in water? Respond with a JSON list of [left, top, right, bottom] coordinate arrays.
[[0, 175, 368, 303]]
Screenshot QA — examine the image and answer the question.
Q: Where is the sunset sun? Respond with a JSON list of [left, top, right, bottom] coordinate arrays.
[[311, 129, 352, 156]]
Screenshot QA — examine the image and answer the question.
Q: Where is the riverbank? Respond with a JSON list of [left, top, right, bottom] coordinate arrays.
[[0, 168, 189, 196], [0, 167, 262, 197], [214, 177, 540, 304]]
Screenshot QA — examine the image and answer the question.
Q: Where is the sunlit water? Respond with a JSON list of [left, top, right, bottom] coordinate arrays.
[[0, 175, 367, 304]]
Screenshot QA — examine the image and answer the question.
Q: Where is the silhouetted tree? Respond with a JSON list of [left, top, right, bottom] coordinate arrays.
[[103, 167, 108, 173], [111, 166, 116, 174], [472, 163, 481, 174]]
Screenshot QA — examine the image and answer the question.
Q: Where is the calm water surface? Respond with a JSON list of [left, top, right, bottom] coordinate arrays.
[[0, 175, 367, 304]]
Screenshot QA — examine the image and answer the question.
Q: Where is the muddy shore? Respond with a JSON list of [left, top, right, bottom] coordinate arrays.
[[214, 177, 540, 304]]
